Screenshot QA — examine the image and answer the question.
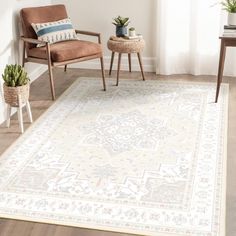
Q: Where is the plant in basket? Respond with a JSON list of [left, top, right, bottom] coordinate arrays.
[[2, 64, 30, 107]]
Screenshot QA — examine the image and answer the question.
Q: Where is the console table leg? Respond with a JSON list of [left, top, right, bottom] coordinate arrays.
[[116, 53, 122, 86], [109, 52, 115, 76], [137, 53, 145, 81], [215, 40, 226, 103]]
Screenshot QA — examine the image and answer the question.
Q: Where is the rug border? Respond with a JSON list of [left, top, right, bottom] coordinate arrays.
[[220, 83, 228, 236], [0, 78, 229, 236]]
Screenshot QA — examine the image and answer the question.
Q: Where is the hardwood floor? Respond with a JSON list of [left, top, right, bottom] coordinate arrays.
[[0, 68, 235, 236]]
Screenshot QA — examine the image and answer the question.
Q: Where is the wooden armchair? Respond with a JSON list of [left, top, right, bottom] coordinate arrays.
[[20, 5, 106, 100]]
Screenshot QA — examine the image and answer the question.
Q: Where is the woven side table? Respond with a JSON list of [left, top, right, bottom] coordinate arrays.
[[107, 38, 146, 86]]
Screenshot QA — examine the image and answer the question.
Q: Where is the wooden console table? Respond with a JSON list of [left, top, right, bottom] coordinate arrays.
[[215, 36, 236, 103]]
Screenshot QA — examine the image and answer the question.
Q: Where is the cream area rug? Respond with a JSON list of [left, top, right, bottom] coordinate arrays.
[[0, 79, 228, 236]]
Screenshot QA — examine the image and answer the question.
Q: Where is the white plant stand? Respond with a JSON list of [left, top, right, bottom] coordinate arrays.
[[6, 95, 33, 133]]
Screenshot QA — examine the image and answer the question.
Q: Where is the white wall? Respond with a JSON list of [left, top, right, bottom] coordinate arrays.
[[0, 0, 51, 124], [52, 0, 156, 72]]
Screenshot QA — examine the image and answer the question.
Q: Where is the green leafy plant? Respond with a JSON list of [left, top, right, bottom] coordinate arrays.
[[221, 0, 236, 13], [112, 16, 130, 27], [129, 27, 135, 31], [2, 64, 30, 87]]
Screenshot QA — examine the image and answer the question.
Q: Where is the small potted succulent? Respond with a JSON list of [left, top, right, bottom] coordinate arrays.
[[2, 64, 30, 107], [129, 27, 136, 37], [221, 0, 236, 25], [112, 16, 130, 37]]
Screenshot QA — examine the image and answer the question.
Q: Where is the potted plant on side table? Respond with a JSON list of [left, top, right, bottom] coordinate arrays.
[[221, 0, 236, 25], [112, 16, 130, 37], [2, 64, 32, 133], [129, 27, 136, 37]]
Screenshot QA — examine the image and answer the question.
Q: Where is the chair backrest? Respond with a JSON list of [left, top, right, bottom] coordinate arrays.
[[20, 4, 68, 49]]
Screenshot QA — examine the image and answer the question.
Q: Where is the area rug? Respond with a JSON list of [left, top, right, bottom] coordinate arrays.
[[0, 78, 228, 236]]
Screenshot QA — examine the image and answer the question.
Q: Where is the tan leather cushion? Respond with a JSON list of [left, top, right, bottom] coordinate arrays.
[[21, 5, 68, 49], [28, 40, 102, 62]]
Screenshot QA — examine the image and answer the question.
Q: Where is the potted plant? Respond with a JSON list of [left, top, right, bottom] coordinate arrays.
[[221, 0, 236, 25], [2, 64, 30, 107], [129, 27, 136, 37], [112, 16, 130, 37]]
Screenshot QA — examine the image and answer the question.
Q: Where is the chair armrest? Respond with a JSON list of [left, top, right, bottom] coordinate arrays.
[[75, 30, 101, 43], [21, 36, 48, 46], [21, 36, 51, 60]]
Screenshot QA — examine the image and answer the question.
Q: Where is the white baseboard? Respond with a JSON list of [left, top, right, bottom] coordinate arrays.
[[67, 56, 156, 72], [28, 65, 47, 82]]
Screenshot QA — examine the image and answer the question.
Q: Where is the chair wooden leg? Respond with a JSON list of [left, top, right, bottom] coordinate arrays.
[[100, 57, 106, 91], [109, 52, 115, 75], [46, 43, 56, 100], [64, 65, 67, 72], [48, 64, 55, 100], [22, 41, 26, 67], [128, 53, 132, 72], [116, 53, 122, 86], [137, 53, 145, 81]]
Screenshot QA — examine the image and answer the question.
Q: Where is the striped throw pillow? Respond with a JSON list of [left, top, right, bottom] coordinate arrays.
[[31, 18, 78, 47]]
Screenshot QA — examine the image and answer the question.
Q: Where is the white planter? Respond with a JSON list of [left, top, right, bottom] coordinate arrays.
[[129, 30, 136, 37], [228, 13, 236, 26]]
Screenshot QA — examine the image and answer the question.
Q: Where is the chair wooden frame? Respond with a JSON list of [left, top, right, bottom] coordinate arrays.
[[21, 30, 106, 100]]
